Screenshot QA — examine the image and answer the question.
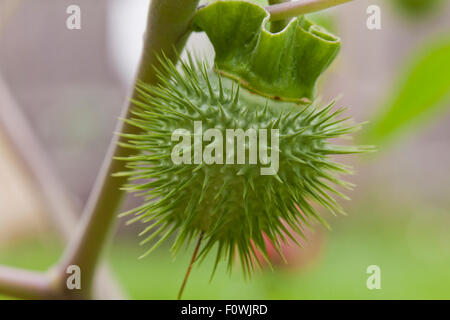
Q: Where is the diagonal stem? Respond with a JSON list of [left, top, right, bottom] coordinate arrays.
[[266, 0, 354, 21], [55, 0, 201, 298]]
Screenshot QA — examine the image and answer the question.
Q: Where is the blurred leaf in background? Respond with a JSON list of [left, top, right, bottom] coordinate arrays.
[[307, 11, 337, 34], [363, 35, 450, 148], [392, 0, 444, 17]]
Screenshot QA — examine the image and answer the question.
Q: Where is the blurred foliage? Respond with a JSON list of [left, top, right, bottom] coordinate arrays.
[[392, 0, 444, 17], [1, 205, 450, 300], [363, 36, 450, 147]]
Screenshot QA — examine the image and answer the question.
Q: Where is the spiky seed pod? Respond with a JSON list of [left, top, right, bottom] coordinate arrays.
[[118, 56, 370, 275], [118, 1, 373, 276]]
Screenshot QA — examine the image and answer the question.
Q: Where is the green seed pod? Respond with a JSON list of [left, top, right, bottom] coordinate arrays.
[[392, 0, 443, 17], [118, 1, 372, 275]]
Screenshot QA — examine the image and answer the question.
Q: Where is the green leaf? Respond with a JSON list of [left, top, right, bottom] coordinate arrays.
[[362, 36, 450, 147], [191, 1, 341, 101]]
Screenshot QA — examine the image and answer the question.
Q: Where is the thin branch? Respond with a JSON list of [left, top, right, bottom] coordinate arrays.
[[56, 0, 201, 298], [266, 0, 354, 21], [269, 0, 291, 33], [0, 266, 52, 300], [177, 232, 204, 300]]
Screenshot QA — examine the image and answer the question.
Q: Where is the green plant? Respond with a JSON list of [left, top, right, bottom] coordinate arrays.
[[0, 0, 366, 300]]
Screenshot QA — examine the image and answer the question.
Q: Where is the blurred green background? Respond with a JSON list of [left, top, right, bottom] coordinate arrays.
[[2, 199, 450, 299]]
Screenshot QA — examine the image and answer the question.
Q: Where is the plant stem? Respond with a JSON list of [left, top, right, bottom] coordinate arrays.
[[266, 0, 354, 21], [0, 266, 52, 300], [0, 75, 124, 299], [269, 0, 291, 33], [177, 232, 204, 300], [55, 0, 200, 298]]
